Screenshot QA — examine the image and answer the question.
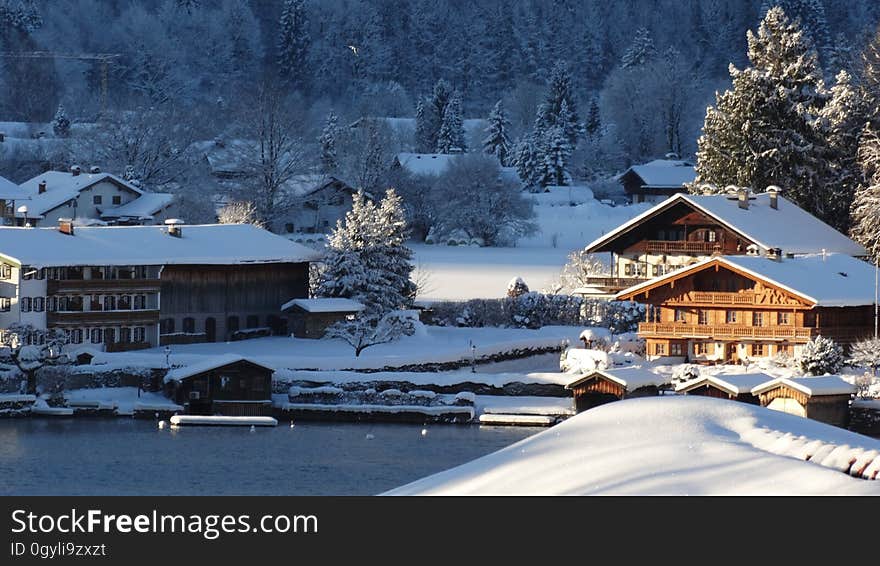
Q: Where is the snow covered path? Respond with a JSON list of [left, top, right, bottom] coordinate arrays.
[[387, 396, 880, 495]]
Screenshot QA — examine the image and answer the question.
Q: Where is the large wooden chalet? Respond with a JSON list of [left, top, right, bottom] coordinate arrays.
[[579, 188, 866, 297], [616, 253, 877, 363]]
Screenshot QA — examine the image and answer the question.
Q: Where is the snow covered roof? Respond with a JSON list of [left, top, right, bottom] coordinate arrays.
[[621, 159, 696, 188], [617, 253, 877, 307], [586, 192, 866, 256], [566, 367, 668, 391], [17, 171, 144, 217], [164, 354, 275, 383], [751, 376, 857, 397], [395, 152, 459, 176], [100, 193, 175, 219], [0, 223, 322, 267], [281, 298, 365, 313], [676, 373, 773, 395], [0, 175, 30, 201]]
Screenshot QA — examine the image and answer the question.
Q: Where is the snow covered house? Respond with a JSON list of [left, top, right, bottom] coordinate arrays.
[[616, 253, 877, 363], [281, 298, 365, 339], [579, 188, 866, 297], [15, 167, 178, 227], [0, 222, 320, 352], [618, 156, 696, 204], [276, 176, 365, 235], [751, 376, 856, 427], [164, 354, 275, 416], [565, 367, 667, 412]]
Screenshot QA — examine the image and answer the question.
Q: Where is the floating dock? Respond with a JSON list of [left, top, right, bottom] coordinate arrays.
[[169, 415, 278, 427], [478, 413, 559, 426]]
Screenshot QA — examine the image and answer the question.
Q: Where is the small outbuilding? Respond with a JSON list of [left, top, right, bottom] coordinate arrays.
[[164, 354, 274, 416], [282, 298, 365, 339], [566, 367, 667, 413], [750, 376, 856, 428], [675, 373, 770, 404]]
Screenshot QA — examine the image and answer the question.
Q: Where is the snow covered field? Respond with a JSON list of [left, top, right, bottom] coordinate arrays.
[[388, 396, 880, 495], [412, 194, 649, 301], [94, 326, 582, 371]]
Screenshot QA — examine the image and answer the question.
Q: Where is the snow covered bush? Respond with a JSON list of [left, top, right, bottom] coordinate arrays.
[[217, 200, 266, 228], [560, 348, 610, 373], [848, 337, 880, 374], [796, 335, 844, 376], [558, 249, 610, 293], [507, 276, 530, 298], [671, 364, 701, 387]]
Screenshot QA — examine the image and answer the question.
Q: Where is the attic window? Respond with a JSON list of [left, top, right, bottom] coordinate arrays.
[[837, 272, 848, 277]]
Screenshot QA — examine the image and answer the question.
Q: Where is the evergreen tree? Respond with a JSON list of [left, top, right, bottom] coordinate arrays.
[[694, 8, 832, 222], [861, 25, 880, 131], [797, 335, 844, 375], [482, 99, 512, 166], [514, 134, 541, 189], [536, 62, 581, 147], [319, 111, 339, 175], [621, 27, 657, 69], [356, 124, 386, 193], [540, 123, 571, 187], [821, 70, 868, 232], [317, 190, 415, 313], [277, 0, 310, 89], [760, 0, 832, 69], [51, 103, 70, 137], [850, 129, 880, 262], [414, 99, 433, 153], [584, 97, 601, 142], [435, 90, 465, 154]]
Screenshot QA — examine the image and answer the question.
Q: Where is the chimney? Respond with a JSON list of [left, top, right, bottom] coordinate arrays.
[[58, 218, 74, 236], [70, 165, 81, 177], [165, 218, 184, 238], [737, 187, 749, 210], [767, 185, 780, 210], [766, 247, 782, 261], [38, 181, 46, 194], [89, 165, 101, 174]]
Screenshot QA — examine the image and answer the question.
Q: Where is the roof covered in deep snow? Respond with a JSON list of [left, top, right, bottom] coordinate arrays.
[[0, 223, 322, 267]]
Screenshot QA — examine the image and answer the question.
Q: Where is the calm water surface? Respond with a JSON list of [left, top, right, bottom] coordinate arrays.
[[0, 419, 538, 495]]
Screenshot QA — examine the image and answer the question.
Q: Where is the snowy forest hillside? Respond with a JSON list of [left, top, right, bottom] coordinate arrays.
[[1, 0, 879, 256]]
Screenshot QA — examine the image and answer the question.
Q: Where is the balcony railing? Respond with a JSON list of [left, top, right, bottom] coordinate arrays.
[[638, 322, 815, 340], [667, 291, 757, 305], [645, 240, 718, 254], [47, 309, 160, 325], [578, 276, 650, 290], [47, 278, 161, 294]]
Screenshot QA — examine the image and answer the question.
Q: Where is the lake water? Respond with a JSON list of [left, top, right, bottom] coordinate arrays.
[[0, 419, 538, 495]]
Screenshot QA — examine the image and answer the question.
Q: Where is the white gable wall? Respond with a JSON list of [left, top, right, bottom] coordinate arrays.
[[38, 180, 140, 226]]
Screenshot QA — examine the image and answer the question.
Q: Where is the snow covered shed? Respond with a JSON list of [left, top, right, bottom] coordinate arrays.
[[750, 376, 856, 428], [282, 298, 365, 339], [566, 367, 667, 413], [675, 373, 770, 404], [164, 354, 275, 416]]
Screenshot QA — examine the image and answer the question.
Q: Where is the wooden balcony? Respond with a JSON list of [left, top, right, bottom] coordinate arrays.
[[47, 309, 160, 326], [645, 240, 718, 255], [638, 322, 815, 340], [577, 277, 650, 291], [667, 291, 757, 305], [47, 278, 160, 294]]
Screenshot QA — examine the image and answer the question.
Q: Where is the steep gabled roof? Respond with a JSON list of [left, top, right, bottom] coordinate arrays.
[[586, 192, 866, 257], [620, 159, 696, 188], [18, 171, 143, 217], [0, 175, 30, 201], [617, 253, 877, 307], [676, 373, 772, 395], [99, 193, 176, 220]]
